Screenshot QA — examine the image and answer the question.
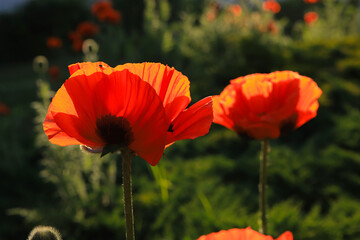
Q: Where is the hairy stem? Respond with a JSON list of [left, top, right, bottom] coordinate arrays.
[[259, 139, 269, 235], [122, 148, 135, 240]]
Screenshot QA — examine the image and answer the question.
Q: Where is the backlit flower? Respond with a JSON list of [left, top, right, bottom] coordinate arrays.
[[114, 62, 213, 146], [46, 37, 62, 49], [44, 62, 213, 165], [197, 227, 293, 240], [304, 12, 318, 25], [44, 62, 168, 165], [262, 0, 281, 14], [304, 0, 319, 4], [213, 71, 322, 140]]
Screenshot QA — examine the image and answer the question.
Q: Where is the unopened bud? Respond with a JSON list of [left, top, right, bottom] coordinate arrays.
[[27, 226, 62, 240], [33, 56, 49, 75]]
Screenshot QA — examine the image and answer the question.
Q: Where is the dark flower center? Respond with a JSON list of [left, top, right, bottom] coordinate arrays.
[[96, 114, 135, 147], [168, 123, 174, 132]]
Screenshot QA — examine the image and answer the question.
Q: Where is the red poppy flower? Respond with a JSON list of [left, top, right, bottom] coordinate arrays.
[[197, 227, 293, 240], [228, 4, 242, 17], [46, 37, 62, 49], [262, 0, 281, 14], [97, 8, 122, 24], [304, 0, 319, 3], [76, 21, 99, 36], [44, 62, 213, 165], [0, 102, 10, 115], [213, 71, 322, 140], [91, 1, 113, 15], [114, 62, 213, 146], [48, 65, 60, 81], [44, 62, 168, 166], [68, 31, 83, 52], [304, 12, 318, 25]]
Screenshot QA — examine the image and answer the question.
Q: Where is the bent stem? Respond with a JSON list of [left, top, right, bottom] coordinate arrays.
[[121, 148, 135, 240], [259, 139, 269, 235]]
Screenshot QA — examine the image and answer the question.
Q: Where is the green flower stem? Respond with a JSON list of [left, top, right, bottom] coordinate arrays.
[[121, 148, 135, 240], [259, 139, 269, 235]]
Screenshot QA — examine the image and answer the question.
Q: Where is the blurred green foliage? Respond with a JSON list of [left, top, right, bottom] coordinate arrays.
[[1, 0, 360, 239]]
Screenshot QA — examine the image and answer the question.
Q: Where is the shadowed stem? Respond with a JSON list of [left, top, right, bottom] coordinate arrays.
[[121, 148, 135, 240], [259, 139, 269, 235]]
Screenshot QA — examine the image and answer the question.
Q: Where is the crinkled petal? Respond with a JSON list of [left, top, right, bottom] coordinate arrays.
[[276, 231, 293, 240], [167, 96, 213, 145], [115, 62, 191, 124]]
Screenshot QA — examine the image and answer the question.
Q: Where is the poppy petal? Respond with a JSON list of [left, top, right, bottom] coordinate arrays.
[[68, 61, 110, 75], [115, 62, 191, 123], [295, 76, 322, 127], [167, 96, 213, 145], [213, 84, 237, 131], [276, 231, 293, 240], [43, 110, 82, 146]]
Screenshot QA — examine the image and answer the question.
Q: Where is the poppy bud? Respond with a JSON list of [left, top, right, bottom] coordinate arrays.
[[33, 56, 49, 75], [27, 226, 62, 240]]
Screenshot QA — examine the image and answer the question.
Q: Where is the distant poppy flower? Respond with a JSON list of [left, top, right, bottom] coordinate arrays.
[[91, 1, 113, 15], [0, 102, 10, 115], [304, 0, 319, 3], [228, 4, 242, 17], [304, 12, 318, 25], [114, 62, 213, 146], [48, 65, 60, 81], [76, 21, 99, 36], [46, 37, 62, 49], [68, 31, 83, 52], [97, 8, 122, 24], [267, 20, 278, 34], [213, 71, 322, 140], [197, 227, 293, 240], [262, 0, 281, 14], [44, 62, 212, 165]]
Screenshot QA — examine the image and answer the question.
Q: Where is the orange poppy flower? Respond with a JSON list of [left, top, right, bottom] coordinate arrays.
[[213, 71, 322, 140], [197, 227, 293, 240], [48, 65, 60, 81], [114, 62, 213, 146], [304, 0, 319, 3], [228, 4, 242, 17], [262, 0, 281, 14], [44, 62, 213, 165], [46, 37, 62, 49], [76, 21, 99, 36], [304, 12, 318, 25]]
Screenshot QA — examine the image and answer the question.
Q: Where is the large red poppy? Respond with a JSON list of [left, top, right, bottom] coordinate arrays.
[[197, 227, 293, 240], [114, 62, 213, 146], [44, 62, 213, 165], [213, 71, 322, 140], [44, 62, 167, 166]]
